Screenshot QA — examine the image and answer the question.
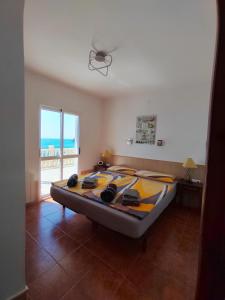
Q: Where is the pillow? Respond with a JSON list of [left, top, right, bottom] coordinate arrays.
[[107, 165, 137, 176], [135, 170, 175, 183]]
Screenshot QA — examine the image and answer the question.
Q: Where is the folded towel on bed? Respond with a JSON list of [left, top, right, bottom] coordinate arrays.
[[122, 189, 140, 206], [82, 177, 97, 189], [123, 189, 139, 199]]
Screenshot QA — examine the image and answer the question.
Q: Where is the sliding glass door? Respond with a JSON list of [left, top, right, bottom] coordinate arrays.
[[40, 107, 79, 197]]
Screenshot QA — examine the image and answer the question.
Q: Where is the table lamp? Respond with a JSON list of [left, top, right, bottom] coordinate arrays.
[[101, 149, 112, 166], [182, 157, 197, 182]]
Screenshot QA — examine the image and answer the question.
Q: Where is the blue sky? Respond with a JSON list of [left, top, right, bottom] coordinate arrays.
[[41, 109, 79, 139]]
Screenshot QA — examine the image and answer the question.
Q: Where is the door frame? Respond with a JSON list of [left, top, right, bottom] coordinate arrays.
[[195, 1, 225, 299], [39, 105, 80, 198]]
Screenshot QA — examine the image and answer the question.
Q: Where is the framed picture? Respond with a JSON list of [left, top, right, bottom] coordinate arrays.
[[136, 115, 157, 144]]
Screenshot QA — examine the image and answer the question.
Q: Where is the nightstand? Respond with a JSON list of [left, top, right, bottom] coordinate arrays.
[[176, 179, 203, 209], [94, 164, 108, 172]]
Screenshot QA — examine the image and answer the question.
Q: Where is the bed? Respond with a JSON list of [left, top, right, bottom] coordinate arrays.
[[50, 167, 177, 239]]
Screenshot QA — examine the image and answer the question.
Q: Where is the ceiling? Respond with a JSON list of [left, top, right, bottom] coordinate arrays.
[[24, 0, 217, 97]]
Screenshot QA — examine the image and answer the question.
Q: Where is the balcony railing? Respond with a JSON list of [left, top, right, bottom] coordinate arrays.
[[40, 147, 78, 196], [41, 147, 77, 169]]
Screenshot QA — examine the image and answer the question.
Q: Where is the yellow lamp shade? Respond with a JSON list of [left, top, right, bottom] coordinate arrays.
[[101, 150, 112, 162], [182, 157, 197, 169]]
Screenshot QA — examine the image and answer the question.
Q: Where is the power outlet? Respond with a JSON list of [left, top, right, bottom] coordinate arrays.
[[191, 179, 201, 184]]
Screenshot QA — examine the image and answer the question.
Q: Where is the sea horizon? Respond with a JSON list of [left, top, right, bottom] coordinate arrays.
[[41, 138, 76, 149]]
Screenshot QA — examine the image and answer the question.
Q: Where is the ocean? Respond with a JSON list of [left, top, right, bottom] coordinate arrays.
[[41, 138, 76, 149]]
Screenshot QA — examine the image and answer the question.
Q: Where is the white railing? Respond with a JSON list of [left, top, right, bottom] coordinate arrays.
[[41, 147, 76, 169]]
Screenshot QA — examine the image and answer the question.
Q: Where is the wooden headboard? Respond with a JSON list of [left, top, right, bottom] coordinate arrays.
[[111, 155, 206, 183]]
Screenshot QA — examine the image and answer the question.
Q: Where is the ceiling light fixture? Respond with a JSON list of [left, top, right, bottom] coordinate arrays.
[[88, 49, 112, 76], [88, 41, 116, 76]]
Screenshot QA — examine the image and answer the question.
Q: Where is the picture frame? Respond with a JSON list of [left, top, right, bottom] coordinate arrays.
[[136, 115, 157, 144]]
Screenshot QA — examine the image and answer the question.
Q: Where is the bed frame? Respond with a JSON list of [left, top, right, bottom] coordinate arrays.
[[50, 183, 176, 251]]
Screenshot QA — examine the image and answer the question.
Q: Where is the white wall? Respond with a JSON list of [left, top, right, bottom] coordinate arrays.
[[25, 70, 104, 203], [0, 1, 26, 299], [103, 84, 212, 165]]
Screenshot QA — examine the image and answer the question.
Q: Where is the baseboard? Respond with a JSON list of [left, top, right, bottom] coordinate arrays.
[[26, 197, 56, 207], [7, 286, 28, 300]]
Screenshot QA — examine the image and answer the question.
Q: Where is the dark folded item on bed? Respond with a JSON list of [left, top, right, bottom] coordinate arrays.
[[123, 189, 139, 199], [82, 184, 96, 189], [101, 183, 117, 203], [122, 199, 140, 206], [82, 177, 97, 189], [67, 174, 78, 187], [122, 189, 140, 206]]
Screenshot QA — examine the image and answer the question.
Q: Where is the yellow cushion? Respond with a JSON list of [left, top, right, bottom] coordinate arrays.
[[135, 170, 175, 183], [107, 165, 137, 175]]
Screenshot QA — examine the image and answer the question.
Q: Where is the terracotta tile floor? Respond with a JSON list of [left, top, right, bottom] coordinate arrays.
[[26, 199, 200, 300]]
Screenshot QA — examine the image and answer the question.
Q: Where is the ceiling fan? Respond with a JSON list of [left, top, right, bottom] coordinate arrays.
[[88, 40, 117, 76]]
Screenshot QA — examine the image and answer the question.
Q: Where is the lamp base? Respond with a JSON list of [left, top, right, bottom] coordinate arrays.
[[185, 169, 192, 182]]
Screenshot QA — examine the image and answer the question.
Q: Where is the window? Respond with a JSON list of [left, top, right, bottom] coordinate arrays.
[[40, 107, 79, 197]]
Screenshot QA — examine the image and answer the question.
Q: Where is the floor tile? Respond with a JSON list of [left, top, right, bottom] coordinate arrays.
[[84, 227, 140, 276], [56, 214, 95, 243], [28, 264, 74, 300], [25, 233, 40, 255], [26, 216, 54, 236], [30, 222, 65, 248], [45, 207, 77, 225], [167, 251, 199, 287], [43, 234, 80, 261], [128, 262, 194, 300], [26, 200, 62, 220], [26, 245, 56, 284], [113, 279, 141, 300], [59, 246, 97, 283], [61, 260, 123, 300]]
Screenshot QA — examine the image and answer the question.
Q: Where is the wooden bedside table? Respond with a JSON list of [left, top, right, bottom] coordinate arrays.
[[94, 165, 108, 172], [176, 179, 203, 209]]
